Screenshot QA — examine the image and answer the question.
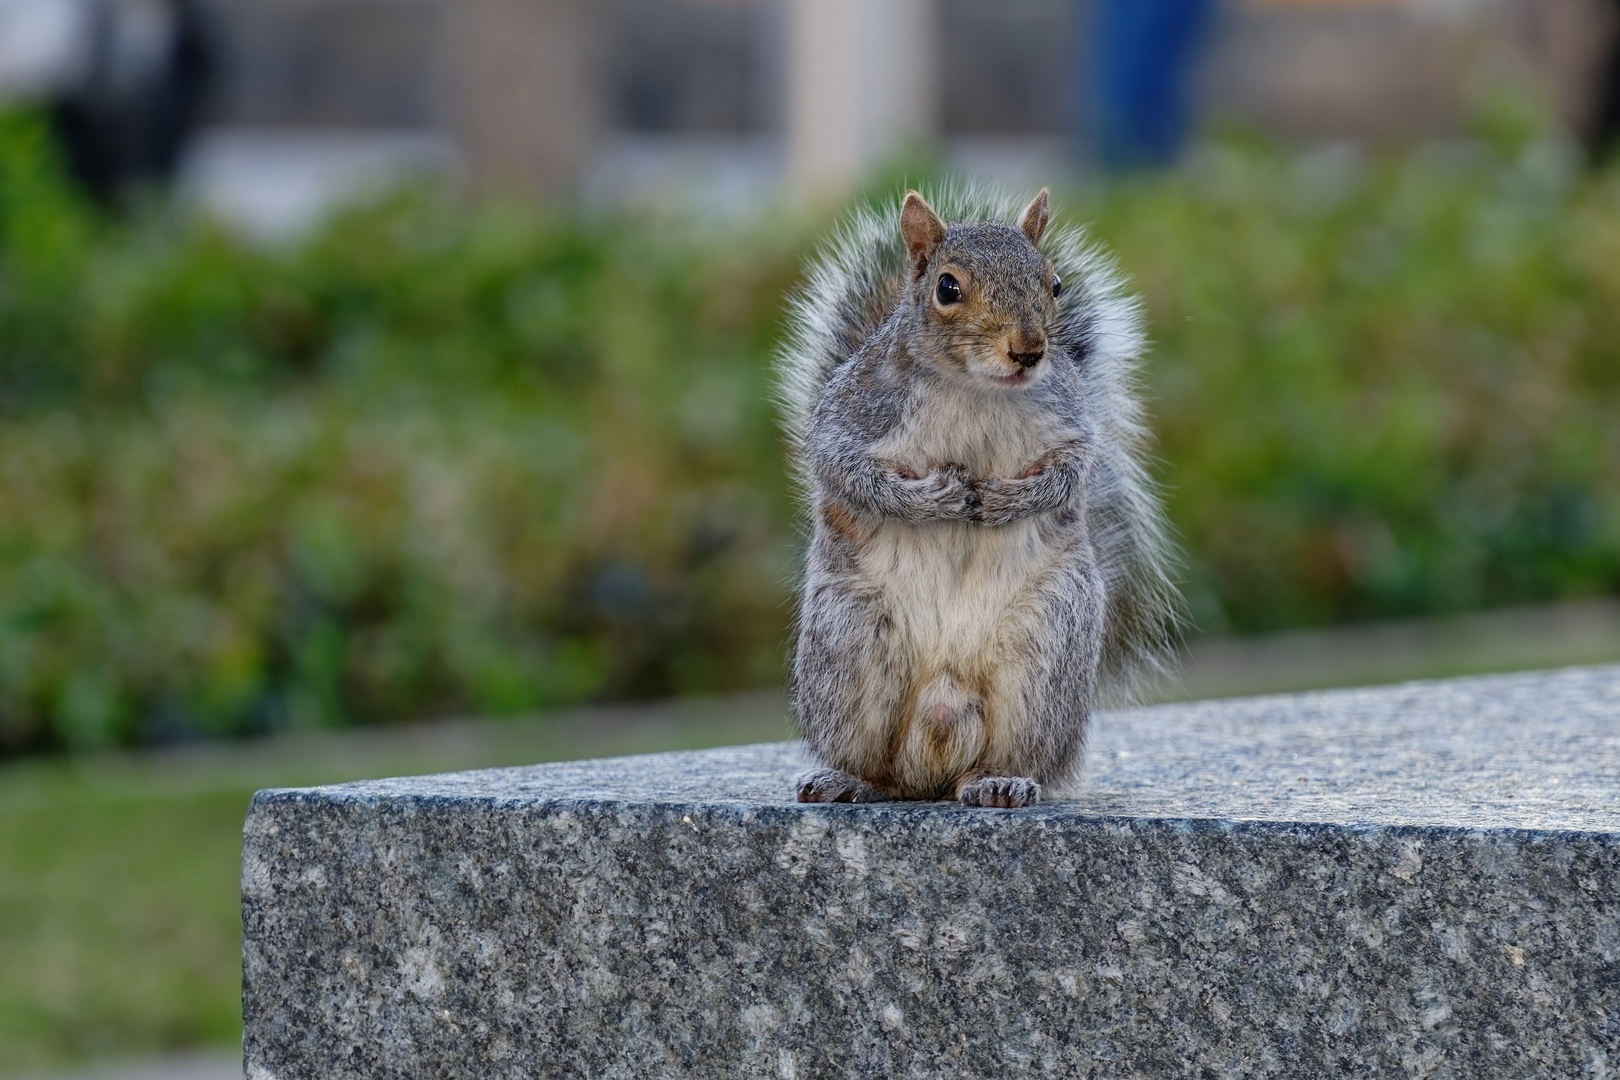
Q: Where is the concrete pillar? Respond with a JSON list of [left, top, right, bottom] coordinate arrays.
[[1511, 0, 1619, 144], [449, 0, 600, 202], [785, 0, 939, 201]]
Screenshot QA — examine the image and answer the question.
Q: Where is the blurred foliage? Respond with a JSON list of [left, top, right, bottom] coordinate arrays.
[[2, 107, 1620, 751], [0, 110, 800, 753], [1098, 137, 1620, 632]]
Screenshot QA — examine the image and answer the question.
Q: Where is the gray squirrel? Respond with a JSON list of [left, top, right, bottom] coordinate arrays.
[[775, 185, 1180, 808]]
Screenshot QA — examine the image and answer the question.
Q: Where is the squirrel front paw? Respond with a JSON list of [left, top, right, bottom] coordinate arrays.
[[974, 475, 1040, 526], [958, 775, 1041, 808], [897, 465, 976, 519]]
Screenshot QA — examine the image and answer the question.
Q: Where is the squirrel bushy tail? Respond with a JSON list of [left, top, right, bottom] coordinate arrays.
[[774, 183, 1182, 701]]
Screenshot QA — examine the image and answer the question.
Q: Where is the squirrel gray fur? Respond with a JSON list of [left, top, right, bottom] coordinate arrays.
[[775, 185, 1180, 808]]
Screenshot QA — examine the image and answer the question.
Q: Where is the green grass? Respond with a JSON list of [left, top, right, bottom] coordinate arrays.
[[0, 695, 793, 1076], [0, 786, 247, 1069]]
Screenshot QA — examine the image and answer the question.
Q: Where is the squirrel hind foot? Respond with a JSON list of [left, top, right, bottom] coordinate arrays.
[[958, 775, 1041, 809], [794, 767, 889, 804]]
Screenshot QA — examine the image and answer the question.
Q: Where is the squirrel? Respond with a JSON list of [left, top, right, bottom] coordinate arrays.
[[775, 185, 1180, 808]]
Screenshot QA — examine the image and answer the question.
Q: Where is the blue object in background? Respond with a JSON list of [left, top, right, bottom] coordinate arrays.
[[1085, 0, 1216, 168]]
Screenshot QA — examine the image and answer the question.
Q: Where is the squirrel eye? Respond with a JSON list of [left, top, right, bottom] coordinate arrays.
[[1051, 274, 1062, 299], [936, 273, 962, 305]]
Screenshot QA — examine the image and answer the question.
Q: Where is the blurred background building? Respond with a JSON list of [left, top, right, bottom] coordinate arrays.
[[3, 0, 1617, 228]]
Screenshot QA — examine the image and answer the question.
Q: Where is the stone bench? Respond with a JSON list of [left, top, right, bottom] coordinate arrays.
[[242, 666, 1620, 1079]]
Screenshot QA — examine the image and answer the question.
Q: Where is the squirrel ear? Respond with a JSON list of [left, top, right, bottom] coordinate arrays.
[[1018, 188, 1051, 246], [900, 192, 946, 278]]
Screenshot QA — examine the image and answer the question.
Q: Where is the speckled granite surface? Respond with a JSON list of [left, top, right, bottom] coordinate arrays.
[[243, 666, 1620, 1079]]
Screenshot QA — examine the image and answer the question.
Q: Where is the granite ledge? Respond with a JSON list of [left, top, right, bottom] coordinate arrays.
[[243, 665, 1620, 1080], [260, 663, 1620, 833]]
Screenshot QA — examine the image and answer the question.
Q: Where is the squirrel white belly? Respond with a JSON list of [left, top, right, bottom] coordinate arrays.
[[775, 186, 1180, 808]]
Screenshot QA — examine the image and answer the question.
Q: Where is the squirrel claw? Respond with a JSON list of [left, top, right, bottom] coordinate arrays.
[[958, 776, 1041, 808], [795, 768, 888, 804], [901, 466, 975, 519], [973, 476, 1026, 526]]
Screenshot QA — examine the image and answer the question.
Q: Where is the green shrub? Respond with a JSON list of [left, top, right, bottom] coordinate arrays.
[[2, 108, 1619, 750], [1092, 140, 1620, 631], [0, 112, 801, 750]]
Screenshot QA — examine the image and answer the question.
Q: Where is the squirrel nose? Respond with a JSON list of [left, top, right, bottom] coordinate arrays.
[[1008, 331, 1046, 369], [1004, 341, 1043, 372]]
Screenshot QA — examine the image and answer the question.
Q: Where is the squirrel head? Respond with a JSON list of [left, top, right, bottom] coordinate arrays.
[[899, 189, 1061, 391]]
